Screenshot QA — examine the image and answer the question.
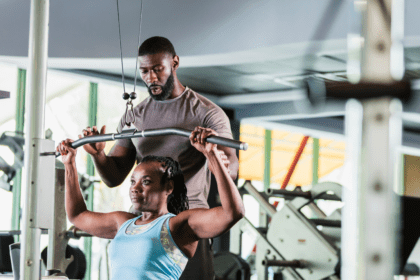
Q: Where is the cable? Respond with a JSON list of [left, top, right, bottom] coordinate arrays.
[[116, 0, 144, 127], [116, 0, 126, 94], [133, 0, 144, 93]]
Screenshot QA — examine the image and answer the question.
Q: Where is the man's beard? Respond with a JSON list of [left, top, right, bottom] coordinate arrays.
[[147, 72, 174, 101]]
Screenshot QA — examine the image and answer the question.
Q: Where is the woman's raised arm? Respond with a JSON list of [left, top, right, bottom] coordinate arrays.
[[170, 127, 245, 240], [57, 140, 132, 239]]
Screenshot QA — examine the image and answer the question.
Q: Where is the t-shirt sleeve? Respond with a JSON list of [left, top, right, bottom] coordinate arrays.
[[202, 106, 233, 139], [115, 112, 135, 148]]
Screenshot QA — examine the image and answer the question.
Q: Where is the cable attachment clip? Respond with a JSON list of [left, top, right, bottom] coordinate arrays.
[[124, 99, 136, 127]]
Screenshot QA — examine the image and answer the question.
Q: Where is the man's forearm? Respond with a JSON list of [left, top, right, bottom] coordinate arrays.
[[90, 151, 126, 187]]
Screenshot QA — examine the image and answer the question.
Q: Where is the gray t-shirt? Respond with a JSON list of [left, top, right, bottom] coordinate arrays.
[[116, 87, 233, 209]]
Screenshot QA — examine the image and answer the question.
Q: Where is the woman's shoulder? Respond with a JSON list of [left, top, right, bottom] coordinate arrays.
[[113, 211, 138, 228]]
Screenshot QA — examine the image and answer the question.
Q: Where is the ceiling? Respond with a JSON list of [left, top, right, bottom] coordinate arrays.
[[2, 0, 420, 150]]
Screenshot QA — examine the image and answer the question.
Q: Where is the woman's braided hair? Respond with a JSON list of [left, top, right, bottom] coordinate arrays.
[[140, 155, 189, 215]]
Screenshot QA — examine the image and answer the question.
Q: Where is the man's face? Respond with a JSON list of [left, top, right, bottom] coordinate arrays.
[[139, 52, 175, 101], [129, 162, 171, 212]]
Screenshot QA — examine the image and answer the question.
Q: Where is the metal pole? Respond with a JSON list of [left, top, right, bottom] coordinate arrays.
[[12, 69, 26, 242], [260, 129, 271, 228], [263, 129, 271, 191], [243, 182, 276, 218], [312, 138, 319, 185], [84, 82, 98, 280], [20, 0, 49, 278], [281, 136, 309, 189], [342, 1, 404, 279]]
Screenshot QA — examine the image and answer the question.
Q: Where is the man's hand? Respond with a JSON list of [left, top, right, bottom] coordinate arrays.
[[79, 125, 106, 156], [57, 139, 77, 165]]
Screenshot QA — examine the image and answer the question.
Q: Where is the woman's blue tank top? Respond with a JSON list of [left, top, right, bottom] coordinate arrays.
[[109, 213, 186, 280]]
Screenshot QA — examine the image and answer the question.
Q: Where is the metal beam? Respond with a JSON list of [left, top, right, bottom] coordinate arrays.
[[263, 130, 272, 191], [235, 100, 346, 120], [20, 0, 50, 278], [342, 0, 404, 279], [216, 89, 306, 106], [11, 68, 26, 242], [243, 119, 345, 142], [84, 82, 98, 280], [312, 138, 319, 185]]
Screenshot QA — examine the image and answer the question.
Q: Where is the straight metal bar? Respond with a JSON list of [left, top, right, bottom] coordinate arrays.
[[20, 0, 50, 279], [47, 167, 72, 273], [263, 129, 271, 191], [12, 68, 26, 242], [261, 129, 272, 228], [266, 188, 312, 200], [84, 82, 98, 280], [343, 98, 402, 280], [243, 182, 276, 217], [280, 136, 309, 189], [0, 229, 91, 238], [262, 259, 304, 268], [309, 219, 341, 228], [312, 138, 319, 185], [342, 0, 404, 279], [400, 153, 405, 195], [67, 229, 92, 239]]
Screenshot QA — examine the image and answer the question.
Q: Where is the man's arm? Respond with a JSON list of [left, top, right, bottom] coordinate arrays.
[[81, 125, 136, 187], [171, 127, 245, 241], [202, 106, 239, 180], [58, 139, 133, 239]]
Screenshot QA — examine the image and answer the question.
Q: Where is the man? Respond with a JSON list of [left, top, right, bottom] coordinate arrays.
[[80, 36, 239, 279]]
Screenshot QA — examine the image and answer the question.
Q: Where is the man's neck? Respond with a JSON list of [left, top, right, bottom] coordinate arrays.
[[168, 80, 186, 100]]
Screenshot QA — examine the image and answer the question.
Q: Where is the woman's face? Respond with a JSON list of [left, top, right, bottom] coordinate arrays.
[[129, 162, 171, 213]]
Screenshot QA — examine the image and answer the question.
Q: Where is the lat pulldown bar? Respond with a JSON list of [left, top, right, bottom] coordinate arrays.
[[53, 128, 248, 157]]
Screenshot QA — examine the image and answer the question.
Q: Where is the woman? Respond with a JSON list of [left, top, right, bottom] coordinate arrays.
[[57, 126, 245, 279]]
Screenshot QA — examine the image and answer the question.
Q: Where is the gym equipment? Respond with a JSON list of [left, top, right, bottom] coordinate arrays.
[[55, 127, 248, 156], [41, 245, 86, 279], [230, 181, 342, 280], [213, 252, 251, 280], [0, 236, 14, 273], [0, 132, 24, 192], [0, 91, 10, 99], [0, 164, 91, 280], [10, 243, 20, 280]]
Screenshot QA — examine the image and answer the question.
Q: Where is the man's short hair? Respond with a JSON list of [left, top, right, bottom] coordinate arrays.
[[138, 36, 176, 57]]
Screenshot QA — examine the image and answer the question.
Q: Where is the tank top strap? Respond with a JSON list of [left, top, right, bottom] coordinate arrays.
[[117, 215, 141, 235]]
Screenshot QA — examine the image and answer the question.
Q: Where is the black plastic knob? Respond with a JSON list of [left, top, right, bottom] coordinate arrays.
[[122, 92, 130, 100], [130, 92, 137, 100]]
